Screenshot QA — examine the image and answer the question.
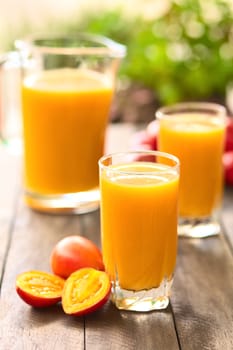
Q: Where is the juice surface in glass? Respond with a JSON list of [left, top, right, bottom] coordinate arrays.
[[158, 114, 225, 217], [100, 162, 179, 291], [22, 68, 113, 195]]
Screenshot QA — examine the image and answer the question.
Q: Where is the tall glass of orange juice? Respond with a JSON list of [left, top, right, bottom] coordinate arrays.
[[157, 102, 226, 238], [99, 151, 180, 311], [5, 34, 125, 213]]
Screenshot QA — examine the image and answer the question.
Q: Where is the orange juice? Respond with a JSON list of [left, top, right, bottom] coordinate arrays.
[[158, 114, 225, 217], [100, 162, 179, 291], [22, 68, 113, 195]]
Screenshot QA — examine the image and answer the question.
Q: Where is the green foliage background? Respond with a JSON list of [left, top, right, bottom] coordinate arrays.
[[63, 0, 233, 106], [4, 0, 233, 107]]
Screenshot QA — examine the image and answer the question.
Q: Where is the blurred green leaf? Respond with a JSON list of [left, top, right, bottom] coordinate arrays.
[[4, 0, 233, 106]]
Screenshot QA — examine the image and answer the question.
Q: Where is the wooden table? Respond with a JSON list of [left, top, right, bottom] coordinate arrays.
[[1, 124, 233, 350]]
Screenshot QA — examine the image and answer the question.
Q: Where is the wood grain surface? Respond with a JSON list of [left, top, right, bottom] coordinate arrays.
[[0, 124, 233, 350]]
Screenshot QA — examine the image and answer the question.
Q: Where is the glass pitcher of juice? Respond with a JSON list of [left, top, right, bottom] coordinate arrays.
[[0, 34, 126, 213]]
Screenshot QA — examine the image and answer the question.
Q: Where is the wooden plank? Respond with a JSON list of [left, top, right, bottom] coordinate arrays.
[[85, 302, 179, 350], [171, 234, 233, 350], [0, 147, 20, 279], [78, 209, 101, 248], [0, 197, 85, 350], [222, 186, 233, 248]]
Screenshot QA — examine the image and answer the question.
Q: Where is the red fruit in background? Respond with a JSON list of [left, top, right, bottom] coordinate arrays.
[[225, 117, 233, 151], [146, 120, 159, 150], [130, 130, 155, 151], [223, 151, 233, 185], [130, 120, 158, 151]]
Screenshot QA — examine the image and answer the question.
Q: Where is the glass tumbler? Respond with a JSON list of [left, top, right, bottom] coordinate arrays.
[[99, 150, 180, 311], [157, 102, 226, 238]]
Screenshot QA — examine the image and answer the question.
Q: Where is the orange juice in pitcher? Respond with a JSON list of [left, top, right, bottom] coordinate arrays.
[[22, 69, 113, 196], [10, 33, 126, 213]]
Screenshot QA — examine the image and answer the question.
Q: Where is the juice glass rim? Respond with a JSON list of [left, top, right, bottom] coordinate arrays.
[[99, 150, 180, 175], [15, 32, 126, 58], [156, 102, 227, 121]]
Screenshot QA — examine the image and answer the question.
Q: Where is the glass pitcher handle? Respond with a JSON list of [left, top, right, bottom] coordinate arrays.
[[0, 52, 22, 154]]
